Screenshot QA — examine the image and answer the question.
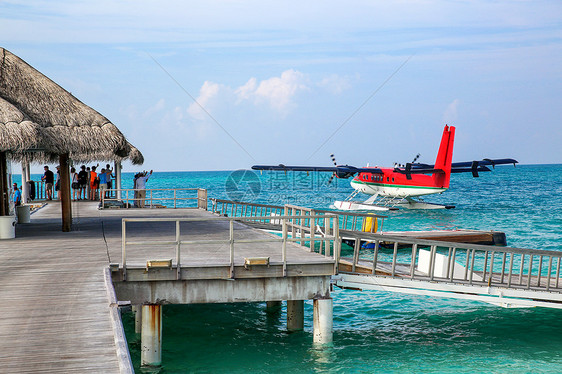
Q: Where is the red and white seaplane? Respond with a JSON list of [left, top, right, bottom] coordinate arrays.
[[252, 125, 518, 211]]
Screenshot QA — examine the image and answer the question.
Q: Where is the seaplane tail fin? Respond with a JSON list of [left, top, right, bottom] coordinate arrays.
[[432, 125, 455, 188]]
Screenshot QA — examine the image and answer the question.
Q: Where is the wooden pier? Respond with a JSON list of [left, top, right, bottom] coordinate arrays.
[[0, 200, 337, 371]]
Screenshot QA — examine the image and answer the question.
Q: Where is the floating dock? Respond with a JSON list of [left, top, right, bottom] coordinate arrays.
[[353, 229, 507, 247]]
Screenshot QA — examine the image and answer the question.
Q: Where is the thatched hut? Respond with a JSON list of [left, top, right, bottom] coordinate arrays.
[[0, 47, 143, 231]]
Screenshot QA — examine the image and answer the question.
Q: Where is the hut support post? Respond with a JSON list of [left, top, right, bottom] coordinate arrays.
[[24, 163, 30, 202], [287, 300, 304, 331], [59, 154, 72, 232], [313, 298, 333, 344], [21, 162, 30, 203], [141, 304, 162, 367], [0, 152, 9, 216], [115, 161, 122, 200]]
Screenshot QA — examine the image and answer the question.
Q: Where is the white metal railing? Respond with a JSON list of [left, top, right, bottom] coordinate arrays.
[[210, 198, 387, 233], [102, 188, 207, 209], [25, 180, 46, 201], [339, 231, 562, 294], [284, 204, 386, 234], [120, 214, 340, 280]]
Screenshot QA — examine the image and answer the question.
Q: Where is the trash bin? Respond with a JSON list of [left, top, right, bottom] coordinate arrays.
[[0, 216, 16, 239], [16, 205, 31, 224]]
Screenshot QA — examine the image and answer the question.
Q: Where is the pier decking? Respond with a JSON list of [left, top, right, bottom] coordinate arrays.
[[0, 202, 122, 373], [0, 201, 336, 371]]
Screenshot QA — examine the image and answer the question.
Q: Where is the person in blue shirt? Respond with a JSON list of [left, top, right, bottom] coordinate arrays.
[[98, 168, 107, 201], [13, 183, 22, 206]]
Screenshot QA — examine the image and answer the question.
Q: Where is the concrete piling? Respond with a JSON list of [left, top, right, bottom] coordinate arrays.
[[132, 305, 142, 334], [141, 304, 162, 367], [265, 300, 282, 314], [313, 298, 333, 344], [287, 300, 304, 331]]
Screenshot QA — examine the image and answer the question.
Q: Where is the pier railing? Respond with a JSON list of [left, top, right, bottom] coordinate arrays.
[[120, 214, 340, 281], [102, 188, 207, 209], [25, 180, 118, 201], [23, 180, 46, 201], [210, 198, 386, 234], [338, 230, 562, 298]]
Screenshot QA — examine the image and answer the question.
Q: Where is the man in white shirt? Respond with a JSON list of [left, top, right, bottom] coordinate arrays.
[[135, 170, 153, 208]]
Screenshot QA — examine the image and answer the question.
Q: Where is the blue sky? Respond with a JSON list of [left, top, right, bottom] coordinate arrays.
[[2, 0, 561, 172]]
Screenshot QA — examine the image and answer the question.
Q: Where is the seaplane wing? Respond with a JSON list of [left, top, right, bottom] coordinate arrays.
[[252, 164, 383, 177], [450, 158, 518, 176], [253, 157, 518, 178], [399, 158, 518, 177]]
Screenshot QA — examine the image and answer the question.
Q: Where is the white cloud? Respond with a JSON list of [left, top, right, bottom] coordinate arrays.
[[4, 1, 562, 44], [236, 69, 309, 113], [185, 70, 310, 120], [235, 78, 257, 102], [143, 98, 166, 117], [443, 99, 460, 124], [317, 74, 351, 94], [187, 81, 222, 120]]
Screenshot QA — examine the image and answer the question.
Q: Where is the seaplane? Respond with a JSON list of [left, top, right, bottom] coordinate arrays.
[[252, 125, 518, 211]]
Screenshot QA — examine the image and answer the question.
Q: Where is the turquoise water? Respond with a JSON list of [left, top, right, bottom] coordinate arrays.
[[24, 165, 562, 372]]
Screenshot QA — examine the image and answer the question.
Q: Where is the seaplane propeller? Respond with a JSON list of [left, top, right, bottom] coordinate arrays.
[[328, 154, 360, 184], [327, 154, 337, 185]]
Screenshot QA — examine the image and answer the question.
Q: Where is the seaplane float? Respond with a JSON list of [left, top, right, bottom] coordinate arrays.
[[252, 125, 518, 211]]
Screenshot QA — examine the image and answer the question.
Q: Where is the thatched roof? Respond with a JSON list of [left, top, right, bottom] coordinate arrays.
[[8, 142, 144, 166], [67, 143, 144, 165], [0, 97, 41, 152], [0, 47, 142, 164]]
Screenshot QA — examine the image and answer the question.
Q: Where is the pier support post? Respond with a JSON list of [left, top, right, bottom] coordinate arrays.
[[132, 305, 142, 334], [114, 161, 122, 200], [141, 304, 162, 367], [313, 298, 333, 344], [59, 153, 72, 232], [21, 162, 29, 203], [287, 300, 304, 332], [266, 301, 282, 314]]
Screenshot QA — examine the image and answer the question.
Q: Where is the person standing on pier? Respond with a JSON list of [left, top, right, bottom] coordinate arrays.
[[12, 183, 21, 207], [86, 166, 91, 199], [42, 166, 54, 200], [105, 164, 113, 198], [77, 165, 88, 200], [135, 170, 153, 208], [89, 166, 98, 200], [98, 168, 107, 200], [70, 167, 79, 201]]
